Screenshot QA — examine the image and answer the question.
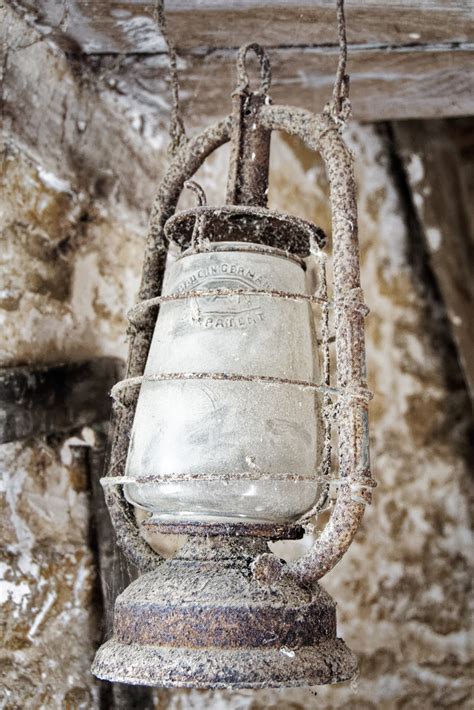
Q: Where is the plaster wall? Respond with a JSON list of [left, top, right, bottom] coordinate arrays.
[[0, 8, 473, 707]]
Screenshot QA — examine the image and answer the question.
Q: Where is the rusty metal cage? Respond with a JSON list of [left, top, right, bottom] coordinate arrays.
[[92, 40, 374, 689]]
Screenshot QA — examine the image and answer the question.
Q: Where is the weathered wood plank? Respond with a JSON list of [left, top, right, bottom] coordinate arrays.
[[87, 426, 155, 709], [393, 119, 474, 401], [94, 45, 474, 124], [0, 359, 122, 443], [167, 1, 474, 51], [6, 1, 474, 121], [10, 1, 474, 53]]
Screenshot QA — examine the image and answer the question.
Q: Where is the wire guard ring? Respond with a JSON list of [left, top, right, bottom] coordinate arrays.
[[104, 105, 373, 582]]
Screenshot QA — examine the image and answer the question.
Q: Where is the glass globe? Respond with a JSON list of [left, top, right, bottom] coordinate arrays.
[[124, 242, 320, 524]]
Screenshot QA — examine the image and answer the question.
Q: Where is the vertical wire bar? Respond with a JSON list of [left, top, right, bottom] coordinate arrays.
[[300, 252, 332, 521], [317, 253, 333, 515], [319, 254, 333, 483]]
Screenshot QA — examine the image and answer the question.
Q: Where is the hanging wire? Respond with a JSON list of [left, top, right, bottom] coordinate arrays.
[[153, 0, 187, 156], [327, 0, 351, 125], [152, 0, 349, 149]]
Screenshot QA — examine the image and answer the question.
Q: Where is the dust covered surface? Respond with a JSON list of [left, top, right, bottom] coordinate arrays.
[[1, 4, 473, 706]]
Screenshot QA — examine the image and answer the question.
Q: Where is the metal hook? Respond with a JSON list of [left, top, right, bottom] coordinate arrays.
[[184, 180, 207, 207], [184, 180, 207, 251], [236, 43, 271, 95]]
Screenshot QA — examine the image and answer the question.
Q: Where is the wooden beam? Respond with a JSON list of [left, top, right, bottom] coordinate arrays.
[[6, 1, 474, 122], [87, 426, 155, 710], [393, 118, 474, 401], [94, 45, 473, 125], [11, 1, 474, 52], [167, 1, 474, 51], [0, 359, 122, 443]]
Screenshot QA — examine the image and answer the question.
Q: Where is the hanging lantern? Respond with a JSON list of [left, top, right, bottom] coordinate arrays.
[[92, 18, 373, 690]]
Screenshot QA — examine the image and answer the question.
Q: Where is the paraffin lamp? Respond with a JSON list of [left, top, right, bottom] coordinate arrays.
[[92, 40, 373, 689]]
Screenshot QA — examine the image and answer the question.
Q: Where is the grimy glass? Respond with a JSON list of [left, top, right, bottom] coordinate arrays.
[[125, 242, 320, 523]]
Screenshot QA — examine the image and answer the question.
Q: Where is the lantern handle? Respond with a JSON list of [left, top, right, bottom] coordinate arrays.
[[259, 104, 372, 584]]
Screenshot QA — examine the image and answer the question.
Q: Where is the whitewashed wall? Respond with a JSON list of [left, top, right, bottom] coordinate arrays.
[[1, 4, 472, 707]]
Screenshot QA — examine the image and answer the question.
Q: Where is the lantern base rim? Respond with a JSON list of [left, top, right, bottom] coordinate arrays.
[[92, 638, 357, 689], [141, 517, 305, 539], [92, 536, 357, 689]]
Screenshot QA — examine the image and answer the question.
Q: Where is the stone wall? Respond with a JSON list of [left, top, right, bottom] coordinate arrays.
[[1, 5, 473, 708]]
